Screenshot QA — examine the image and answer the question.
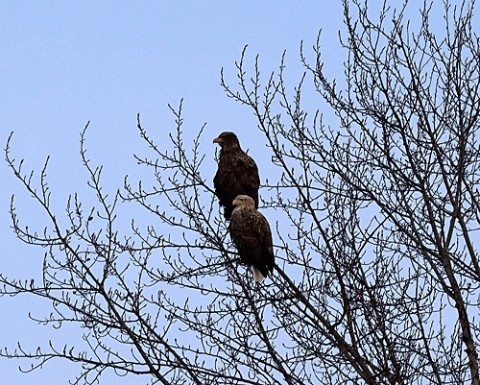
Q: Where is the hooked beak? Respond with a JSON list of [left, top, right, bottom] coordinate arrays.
[[213, 137, 222, 144]]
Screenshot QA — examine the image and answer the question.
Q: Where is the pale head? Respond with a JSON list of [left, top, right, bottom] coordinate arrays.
[[232, 195, 256, 209]]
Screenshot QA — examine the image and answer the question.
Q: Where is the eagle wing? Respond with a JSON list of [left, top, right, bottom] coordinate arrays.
[[252, 212, 274, 274], [238, 152, 260, 207]]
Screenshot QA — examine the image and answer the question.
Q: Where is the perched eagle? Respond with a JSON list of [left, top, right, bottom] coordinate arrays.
[[229, 195, 274, 282], [213, 131, 260, 220]]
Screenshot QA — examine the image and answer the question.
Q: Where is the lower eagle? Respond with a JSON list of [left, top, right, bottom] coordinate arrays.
[[229, 195, 274, 282]]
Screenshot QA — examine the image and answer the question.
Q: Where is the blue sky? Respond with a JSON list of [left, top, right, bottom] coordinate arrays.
[[0, 1, 412, 383]]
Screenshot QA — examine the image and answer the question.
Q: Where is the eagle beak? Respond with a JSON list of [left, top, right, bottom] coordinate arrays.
[[213, 137, 222, 144]]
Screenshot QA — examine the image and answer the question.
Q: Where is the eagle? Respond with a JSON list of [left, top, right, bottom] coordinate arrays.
[[229, 195, 274, 282], [213, 131, 260, 220]]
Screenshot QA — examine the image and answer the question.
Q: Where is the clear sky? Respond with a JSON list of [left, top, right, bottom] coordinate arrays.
[[0, 1, 410, 384]]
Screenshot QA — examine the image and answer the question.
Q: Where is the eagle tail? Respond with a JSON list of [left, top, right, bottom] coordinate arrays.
[[252, 266, 265, 283]]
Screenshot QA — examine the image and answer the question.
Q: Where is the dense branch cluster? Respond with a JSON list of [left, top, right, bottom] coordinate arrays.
[[2, 1, 480, 384]]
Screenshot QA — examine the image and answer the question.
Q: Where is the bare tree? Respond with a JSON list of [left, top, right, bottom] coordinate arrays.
[[2, 0, 480, 384]]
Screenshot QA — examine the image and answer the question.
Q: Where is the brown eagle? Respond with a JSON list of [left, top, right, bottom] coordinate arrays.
[[213, 131, 260, 220], [229, 195, 274, 282]]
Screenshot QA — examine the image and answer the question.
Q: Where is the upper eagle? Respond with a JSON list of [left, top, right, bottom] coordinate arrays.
[[213, 131, 260, 220], [229, 195, 274, 282]]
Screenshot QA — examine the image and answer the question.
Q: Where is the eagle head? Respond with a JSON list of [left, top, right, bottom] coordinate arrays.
[[213, 131, 240, 148], [232, 195, 256, 210]]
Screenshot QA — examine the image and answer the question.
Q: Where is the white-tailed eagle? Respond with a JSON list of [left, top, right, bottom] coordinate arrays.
[[229, 195, 274, 282], [213, 132, 260, 220]]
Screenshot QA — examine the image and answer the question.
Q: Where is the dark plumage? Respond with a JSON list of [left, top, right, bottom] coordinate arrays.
[[213, 131, 260, 220], [229, 195, 274, 282]]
